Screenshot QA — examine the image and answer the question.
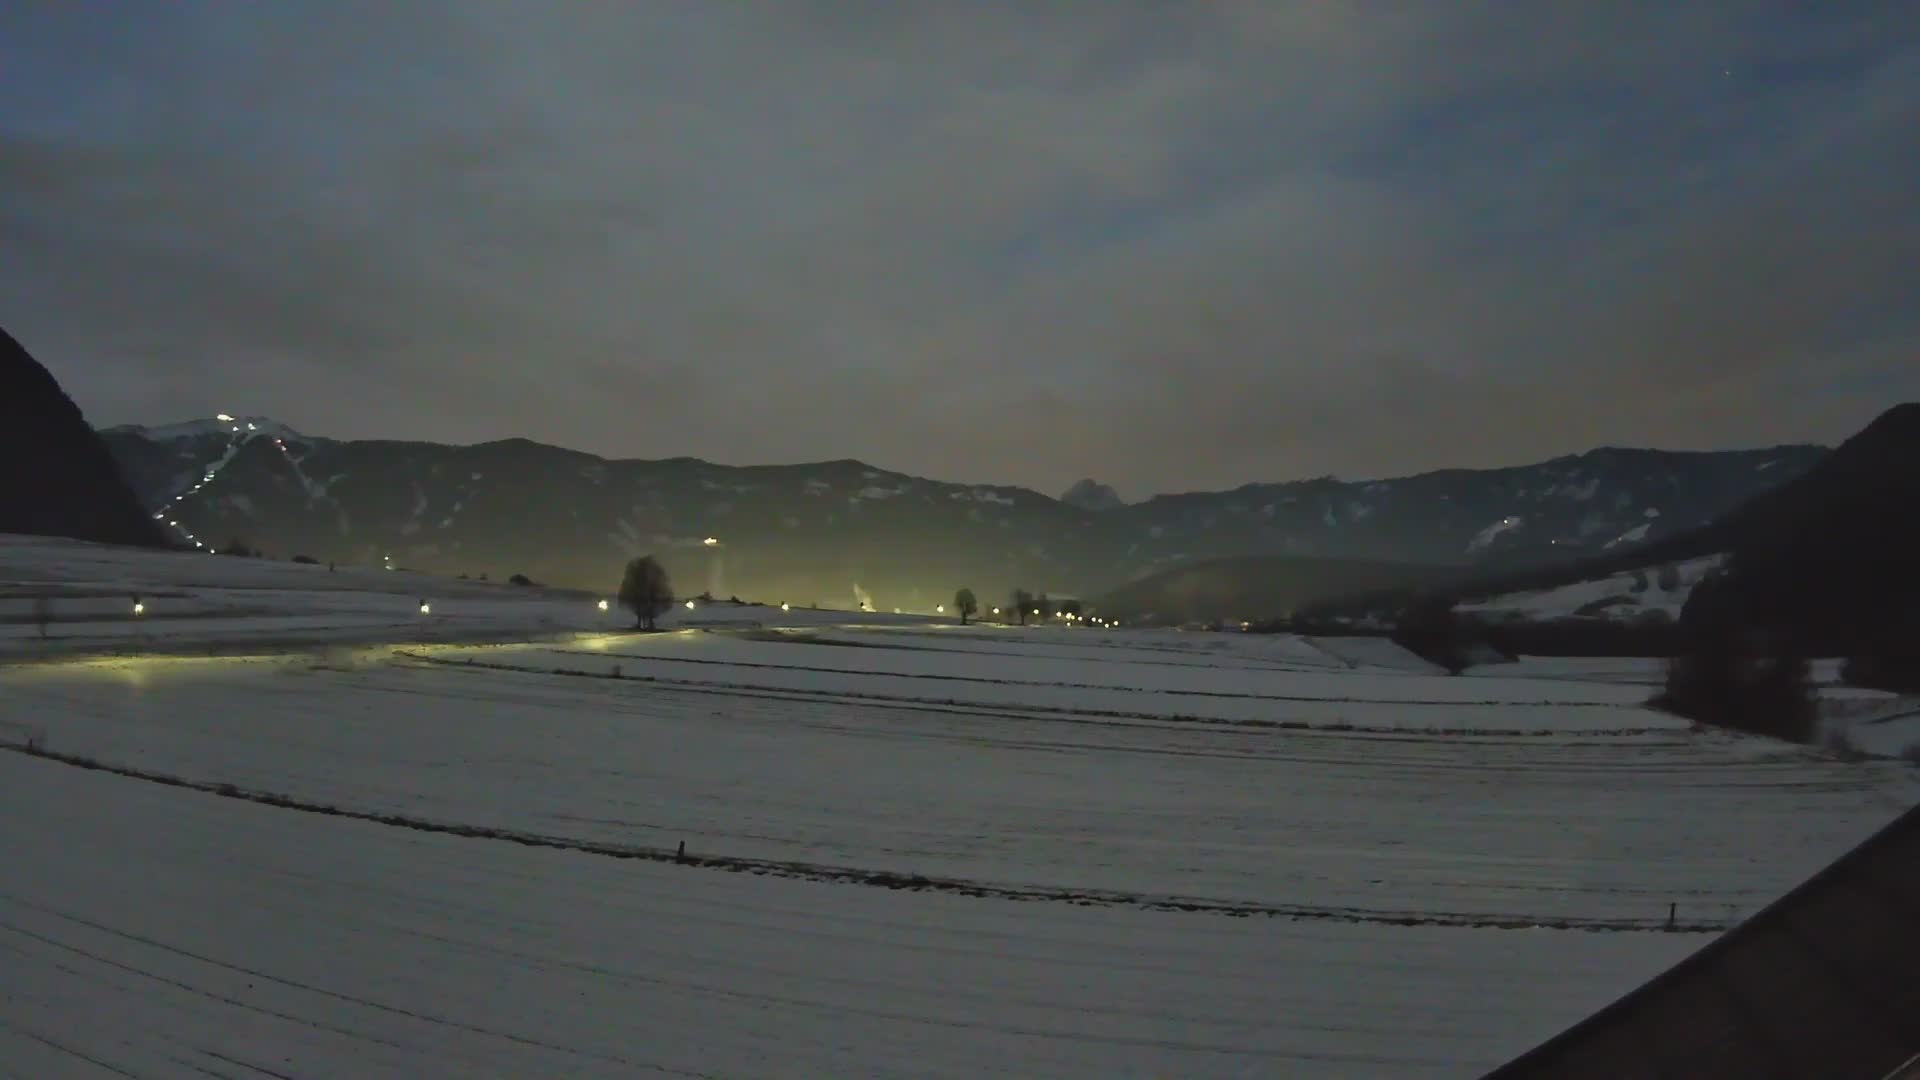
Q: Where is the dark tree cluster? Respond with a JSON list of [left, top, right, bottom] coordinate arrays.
[[1653, 572, 1816, 743]]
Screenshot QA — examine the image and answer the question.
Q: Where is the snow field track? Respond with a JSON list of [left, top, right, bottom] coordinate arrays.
[[1, 752, 1700, 1078], [6, 534, 1919, 1076], [8, 642, 1912, 925]]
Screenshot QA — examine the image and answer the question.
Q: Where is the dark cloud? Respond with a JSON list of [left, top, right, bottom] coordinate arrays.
[[2, 3, 1915, 495]]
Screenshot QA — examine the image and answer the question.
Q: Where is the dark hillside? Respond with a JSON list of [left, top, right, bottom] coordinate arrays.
[[0, 326, 169, 548]]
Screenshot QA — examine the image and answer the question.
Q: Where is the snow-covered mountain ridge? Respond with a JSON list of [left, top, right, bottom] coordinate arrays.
[[100, 416, 1824, 602]]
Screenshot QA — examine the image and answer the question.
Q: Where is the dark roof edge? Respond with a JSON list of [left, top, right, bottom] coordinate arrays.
[[1484, 799, 1920, 1077]]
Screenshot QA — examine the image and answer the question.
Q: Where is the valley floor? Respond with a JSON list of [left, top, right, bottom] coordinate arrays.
[[3, 535, 1916, 1077]]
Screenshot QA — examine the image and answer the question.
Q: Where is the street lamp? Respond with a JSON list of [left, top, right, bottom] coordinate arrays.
[[685, 599, 696, 610], [597, 599, 610, 612]]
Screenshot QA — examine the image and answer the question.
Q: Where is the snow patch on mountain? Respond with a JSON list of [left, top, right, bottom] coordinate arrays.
[[1468, 515, 1525, 552], [1604, 523, 1651, 548]]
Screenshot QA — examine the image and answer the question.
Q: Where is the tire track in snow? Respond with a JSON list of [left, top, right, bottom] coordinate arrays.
[[401, 649, 1675, 738], [3, 743, 1730, 934], [0, 900, 717, 1078], [535, 643, 1636, 709]]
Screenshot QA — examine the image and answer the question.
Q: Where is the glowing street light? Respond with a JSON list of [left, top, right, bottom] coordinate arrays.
[[703, 537, 720, 546], [992, 607, 1000, 615], [781, 602, 791, 612], [216, 413, 234, 422], [685, 599, 696, 610], [132, 600, 145, 616], [418, 601, 432, 615], [936, 604, 945, 613], [597, 599, 610, 612]]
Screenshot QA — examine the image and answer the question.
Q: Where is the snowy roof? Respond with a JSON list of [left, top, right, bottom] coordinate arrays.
[[1489, 800, 1920, 1078]]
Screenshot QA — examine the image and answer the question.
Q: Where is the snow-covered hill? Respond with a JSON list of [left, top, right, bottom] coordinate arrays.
[[1459, 554, 1727, 625]]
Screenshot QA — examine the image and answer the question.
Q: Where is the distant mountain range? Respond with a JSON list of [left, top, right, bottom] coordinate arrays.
[[98, 417, 1825, 606], [2, 327, 166, 549], [1321, 403, 1920, 656]]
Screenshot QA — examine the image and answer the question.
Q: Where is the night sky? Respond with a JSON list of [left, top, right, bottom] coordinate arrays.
[[3, 4, 1915, 497]]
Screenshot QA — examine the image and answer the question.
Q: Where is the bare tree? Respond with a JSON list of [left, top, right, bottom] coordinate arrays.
[[953, 588, 978, 625], [619, 556, 675, 630], [1010, 588, 1034, 626]]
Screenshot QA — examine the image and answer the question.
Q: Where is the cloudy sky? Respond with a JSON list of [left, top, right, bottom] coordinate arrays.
[[3, 4, 1915, 496]]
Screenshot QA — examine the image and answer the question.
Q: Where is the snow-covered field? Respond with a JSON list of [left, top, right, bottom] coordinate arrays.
[[4, 535, 1917, 1077]]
